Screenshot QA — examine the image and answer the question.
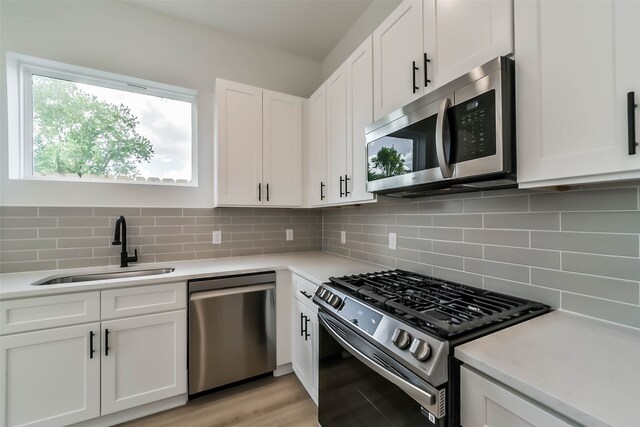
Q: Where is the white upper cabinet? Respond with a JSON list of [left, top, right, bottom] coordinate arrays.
[[307, 84, 328, 207], [263, 90, 303, 206], [215, 79, 303, 207], [516, 0, 640, 188], [215, 79, 263, 206], [372, 0, 513, 121], [373, 0, 424, 121], [423, 0, 513, 87], [326, 64, 348, 204], [346, 36, 376, 203]]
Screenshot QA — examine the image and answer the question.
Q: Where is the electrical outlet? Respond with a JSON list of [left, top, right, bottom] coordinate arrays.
[[286, 229, 294, 241], [388, 232, 397, 250], [212, 230, 222, 244], [341, 230, 346, 244]]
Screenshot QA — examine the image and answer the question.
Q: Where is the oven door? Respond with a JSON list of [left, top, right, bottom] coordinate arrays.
[[318, 312, 446, 427]]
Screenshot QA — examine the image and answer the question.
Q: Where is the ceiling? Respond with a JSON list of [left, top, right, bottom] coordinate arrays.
[[130, 0, 374, 61]]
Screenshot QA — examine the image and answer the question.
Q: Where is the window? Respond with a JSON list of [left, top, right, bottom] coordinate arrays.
[[6, 53, 198, 185]]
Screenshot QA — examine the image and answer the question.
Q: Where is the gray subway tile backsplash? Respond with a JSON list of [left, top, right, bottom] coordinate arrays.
[[2, 185, 640, 330], [324, 185, 640, 330], [0, 207, 322, 273]]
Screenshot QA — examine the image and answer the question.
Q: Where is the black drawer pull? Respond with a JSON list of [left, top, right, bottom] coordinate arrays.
[[424, 53, 431, 87], [412, 61, 419, 94], [105, 328, 110, 356], [339, 176, 344, 198], [300, 290, 312, 299], [344, 175, 351, 196], [304, 316, 311, 341], [89, 331, 95, 359], [320, 182, 325, 200], [628, 92, 638, 155], [266, 183, 270, 202], [258, 183, 262, 201]]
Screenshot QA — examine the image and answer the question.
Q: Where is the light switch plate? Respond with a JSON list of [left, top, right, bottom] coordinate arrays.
[[286, 229, 294, 241], [341, 231, 346, 244], [212, 230, 222, 244], [388, 232, 397, 250]]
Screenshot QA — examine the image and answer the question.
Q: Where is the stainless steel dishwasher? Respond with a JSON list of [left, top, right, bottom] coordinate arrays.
[[188, 272, 276, 395]]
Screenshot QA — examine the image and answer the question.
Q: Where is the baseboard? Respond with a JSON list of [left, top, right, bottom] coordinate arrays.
[[273, 363, 293, 377], [70, 394, 187, 427]]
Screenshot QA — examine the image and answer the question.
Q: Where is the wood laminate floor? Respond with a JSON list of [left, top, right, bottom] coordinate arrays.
[[118, 374, 317, 427]]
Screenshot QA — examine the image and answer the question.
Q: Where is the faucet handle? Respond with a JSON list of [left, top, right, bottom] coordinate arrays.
[[130, 249, 139, 262]]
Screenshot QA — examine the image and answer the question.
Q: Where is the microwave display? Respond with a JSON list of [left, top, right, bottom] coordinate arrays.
[[449, 90, 496, 164], [367, 114, 438, 182]]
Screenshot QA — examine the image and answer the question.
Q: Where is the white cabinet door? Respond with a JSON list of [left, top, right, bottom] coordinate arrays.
[[460, 366, 572, 427], [263, 90, 303, 207], [326, 64, 348, 204], [215, 79, 263, 206], [346, 36, 376, 203], [0, 323, 100, 427], [101, 310, 187, 415], [307, 84, 328, 207], [373, 0, 424, 121], [423, 0, 512, 89], [291, 299, 317, 404], [516, 0, 640, 188]]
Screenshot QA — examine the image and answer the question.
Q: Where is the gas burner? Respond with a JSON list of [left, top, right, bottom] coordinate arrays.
[[329, 269, 548, 338]]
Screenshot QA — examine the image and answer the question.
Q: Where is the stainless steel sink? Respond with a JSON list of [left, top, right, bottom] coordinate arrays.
[[32, 267, 176, 286]]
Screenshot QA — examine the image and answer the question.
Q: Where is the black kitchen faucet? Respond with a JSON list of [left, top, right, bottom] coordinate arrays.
[[112, 216, 138, 267]]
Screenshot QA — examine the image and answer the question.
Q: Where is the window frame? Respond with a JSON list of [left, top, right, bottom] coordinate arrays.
[[6, 52, 199, 186]]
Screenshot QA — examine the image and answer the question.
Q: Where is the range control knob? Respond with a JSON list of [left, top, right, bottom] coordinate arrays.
[[391, 329, 412, 349], [409, 338, 432, 362], [322, 291, 332, 302], [316, 288, 328, 299], [328, 294, 342, 308]]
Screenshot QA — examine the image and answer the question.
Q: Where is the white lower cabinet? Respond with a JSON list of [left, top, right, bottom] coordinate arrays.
[[460, 366, 572, 427], [291, 274, 318, 405], [291, 299, 317, 405], [0, 323, 100, 427], [0, 284, 187, 427], [101, 310, 187, 415]]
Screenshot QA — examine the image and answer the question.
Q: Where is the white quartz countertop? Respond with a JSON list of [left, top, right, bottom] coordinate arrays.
[[455, 310, 640, 427], [0, 252, 378, 300]]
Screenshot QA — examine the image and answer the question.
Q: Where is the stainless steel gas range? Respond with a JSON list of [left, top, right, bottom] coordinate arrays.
[[313, 270, 550, 427]]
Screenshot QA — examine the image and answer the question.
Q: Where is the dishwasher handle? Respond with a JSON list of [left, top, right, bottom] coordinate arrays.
[[189, 283, 275, 301]]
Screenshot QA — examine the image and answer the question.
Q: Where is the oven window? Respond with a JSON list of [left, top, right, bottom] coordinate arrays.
[[319, 321, 440, 427], [367, 115, 438, 182], [449, 90, 496, 164]]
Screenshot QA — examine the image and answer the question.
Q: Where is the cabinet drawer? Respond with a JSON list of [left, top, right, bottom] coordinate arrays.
[[292, 274, 318, 311], [101, 282, 186, 320], [0, 292, 100, 335]]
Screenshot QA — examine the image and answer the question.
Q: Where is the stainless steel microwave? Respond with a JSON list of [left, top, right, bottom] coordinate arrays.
[[365, 56, 515, 197]]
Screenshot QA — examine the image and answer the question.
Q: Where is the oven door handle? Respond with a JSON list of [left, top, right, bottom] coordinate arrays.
[[319, 315, 436, 407], [435, 97, 453, 179]]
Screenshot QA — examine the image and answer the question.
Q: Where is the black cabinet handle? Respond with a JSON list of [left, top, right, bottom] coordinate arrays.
[[304, 316, 311, 341], [300, 312, 304, 337], [105, 328, 110, 356], [258, 183, 262, 201], [424, 53, 431, 87], [412, 61, 419, 94], [300, 290, 312, 299], [320, 182, 325, 200], [628, 92, 638, 155], [89, 331, 95, 359], [339, 176, 344, 198], [344, 175, 351, 196], [266, 183, 270, 202]]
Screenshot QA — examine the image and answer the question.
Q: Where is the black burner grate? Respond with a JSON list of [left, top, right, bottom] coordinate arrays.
[[329, 269, 547, 337]]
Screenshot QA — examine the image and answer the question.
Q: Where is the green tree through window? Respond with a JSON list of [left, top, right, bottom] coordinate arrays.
[[368, 146, 408, 181], [32, 76, 154, 178]]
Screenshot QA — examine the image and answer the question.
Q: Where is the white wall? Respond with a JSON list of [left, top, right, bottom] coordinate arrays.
[[321, 0, 401, 80], [0, 0, 322, 207]]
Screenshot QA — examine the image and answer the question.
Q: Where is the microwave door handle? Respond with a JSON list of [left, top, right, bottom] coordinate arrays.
[[435, 97, 453, 178], [318, 315, 436, 409]]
